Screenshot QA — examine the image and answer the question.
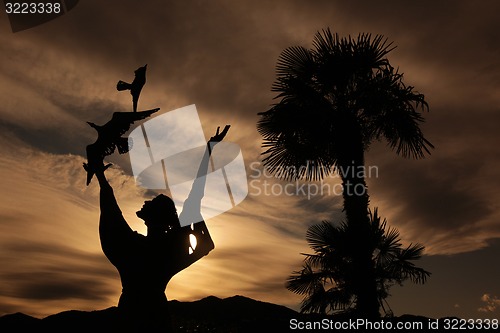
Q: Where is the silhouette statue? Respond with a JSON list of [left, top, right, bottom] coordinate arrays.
[[93, 125, 230, 332], [83, 108, 160, 186], [117, 64, 147, 112]]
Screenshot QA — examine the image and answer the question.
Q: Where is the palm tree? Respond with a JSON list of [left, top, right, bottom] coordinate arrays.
[[257, 28, 433, 317], [286, 208, 430, 316]]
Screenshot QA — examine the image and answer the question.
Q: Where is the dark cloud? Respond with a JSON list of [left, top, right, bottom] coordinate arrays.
[[0, 240, 117, 305], [10, 274, 112, 301], [377, 160, 492, 230], [241, 280, 289, 296]]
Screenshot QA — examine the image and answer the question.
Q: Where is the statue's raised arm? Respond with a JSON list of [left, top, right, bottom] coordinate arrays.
[[178, 125, 231, 225]]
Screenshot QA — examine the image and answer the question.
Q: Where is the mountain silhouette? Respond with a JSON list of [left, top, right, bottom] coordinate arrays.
[[0, 295, 296, 333], [0, 295, 464, 332]]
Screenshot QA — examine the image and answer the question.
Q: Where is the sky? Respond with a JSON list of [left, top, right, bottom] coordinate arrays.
[[0, 0, 499, 320]]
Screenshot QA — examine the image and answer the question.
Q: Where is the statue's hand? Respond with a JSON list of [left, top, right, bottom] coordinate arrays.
[[208, 125, 230, 144]]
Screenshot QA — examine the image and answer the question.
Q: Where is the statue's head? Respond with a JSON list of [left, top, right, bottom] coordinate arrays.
[[136, 194, 180, 232]]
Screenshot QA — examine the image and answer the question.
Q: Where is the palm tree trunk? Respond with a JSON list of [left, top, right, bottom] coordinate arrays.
[[338, 139, 380, 318]]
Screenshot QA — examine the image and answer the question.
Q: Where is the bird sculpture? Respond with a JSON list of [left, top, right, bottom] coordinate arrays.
[[116, 64, 147, 112], [83, 108, 160, 185]]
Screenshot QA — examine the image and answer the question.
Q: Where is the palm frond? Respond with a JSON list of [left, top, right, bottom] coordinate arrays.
[[275, 45, 316, 80], [306, 221, 339, 250], [299, 285, 329, 314], [383, 243, 430, 285], [286, 262, 332, 296], [300, 286, 354, 314], [359, 66, 434, 159]]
